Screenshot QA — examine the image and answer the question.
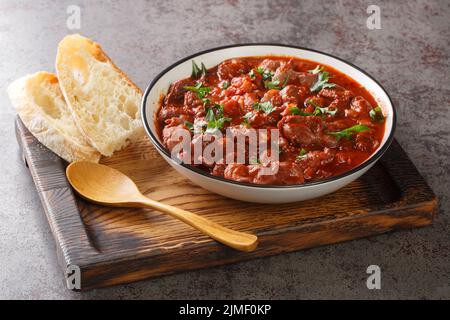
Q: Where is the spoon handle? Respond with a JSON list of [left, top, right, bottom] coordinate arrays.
[[137, 196, 258, 252]]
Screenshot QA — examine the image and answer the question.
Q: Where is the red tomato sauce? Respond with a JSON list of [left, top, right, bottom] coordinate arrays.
[[157, 56, 386, 185]]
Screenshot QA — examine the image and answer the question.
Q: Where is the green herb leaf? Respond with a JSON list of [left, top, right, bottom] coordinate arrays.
[[253, 101, 275, 114], [204, 105, 231, 134], [205, 107, 215, 122], [255, 67, 274, 81], [308, 65, 324, 75], [191, 60, 207, 78], [191, 60, 201, 78], [243, 111, 253, 120], [241, 112, 253, 126], [201, 63, 207, 77], [222, 81, 230, 89], [248, 69, 256, 79], [290, 106, 313, 116], [262, 70, 273, 81], [296, 148, 308, 160], [327, 124, 370, 140], [309, 67, 336, 92], [313, 106, 337, 117], [184, 120, 194, 133], [184, 82, 211, 100], [256, 66, 265, 74], [369, 106, 385, 123], [264, 80, 281, 90], [304, 99, 336, 117]]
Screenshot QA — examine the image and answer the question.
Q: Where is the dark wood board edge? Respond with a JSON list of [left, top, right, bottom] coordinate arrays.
[[79, 202, 434, 290], [14, 116, 438, 291], [14, 118, 100, 273]]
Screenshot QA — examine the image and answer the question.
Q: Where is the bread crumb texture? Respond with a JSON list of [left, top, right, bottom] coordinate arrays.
[[56, 34, 144, 156]]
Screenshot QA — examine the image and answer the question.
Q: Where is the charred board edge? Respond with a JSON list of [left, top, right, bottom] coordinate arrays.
[[15, 118, 100, 276], [78, 203, 435, 290], [14, 116, 437, 291]]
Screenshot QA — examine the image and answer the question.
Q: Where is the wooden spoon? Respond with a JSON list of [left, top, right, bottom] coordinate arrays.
[[66, 161, 258, 252]]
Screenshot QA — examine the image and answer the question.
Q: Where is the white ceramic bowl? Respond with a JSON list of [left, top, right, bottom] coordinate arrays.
[[141, 44, 396, 203]]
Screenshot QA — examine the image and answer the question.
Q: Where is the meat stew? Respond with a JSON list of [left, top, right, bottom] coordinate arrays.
[[157, 56, 386, 185]]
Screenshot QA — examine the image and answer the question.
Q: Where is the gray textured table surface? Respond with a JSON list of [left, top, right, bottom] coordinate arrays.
[[0, 0, 449, 299]]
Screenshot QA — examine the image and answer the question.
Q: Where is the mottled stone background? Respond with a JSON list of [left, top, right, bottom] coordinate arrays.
[[0, 0, 448, 299]]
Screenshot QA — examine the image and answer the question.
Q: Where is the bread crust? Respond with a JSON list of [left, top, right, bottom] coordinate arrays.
[[7, 72, 101, 163], [55, 34, 144, 156]]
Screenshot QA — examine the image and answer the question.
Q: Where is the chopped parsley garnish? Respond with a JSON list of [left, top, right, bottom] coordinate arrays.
[[290, 106, 313, 116], [191, 60, 207, 78], [327, 124, 370, 140], [308, 65, 324, 75], [184, 120, 194, 133], [253, 101, 275, 114], [296, 148, 308, 160], [308, 65, 336, 92], [222, 81, 230, 89], [264, 80, 281, 90], [204, 104, 231, 134], [241, 111, 253, 126], [305, 99, 337, 116], [369, 106, 385, 123], [249, 157, 261, 165], [256, 67, 274, 81], [316, 107, 337, 116], [252, 66, 281, 89], [184, 82, 211, 100], [289, 104, 336, 117], [243, 111, 253, 120]]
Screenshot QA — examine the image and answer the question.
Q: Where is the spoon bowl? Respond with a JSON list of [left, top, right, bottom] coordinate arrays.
[[67, 161, 143, 205], [66, 161, 258, 252]]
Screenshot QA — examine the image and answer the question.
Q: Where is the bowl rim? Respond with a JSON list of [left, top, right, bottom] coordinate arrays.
[[141, 43, 397, 189]]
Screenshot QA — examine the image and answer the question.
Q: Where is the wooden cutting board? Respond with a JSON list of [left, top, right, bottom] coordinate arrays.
[[15, 117, 437, 290]]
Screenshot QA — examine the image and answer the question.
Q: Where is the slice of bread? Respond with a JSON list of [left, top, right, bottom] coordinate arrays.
[[56, 34, 144, 156], [8, 72, 101, 163]]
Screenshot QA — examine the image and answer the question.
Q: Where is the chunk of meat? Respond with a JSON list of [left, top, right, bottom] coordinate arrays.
[[279, 116, 324, 146], [190, 134, 227, 167], [223, 163, 253, 183], [273, 62, 317, 87], [355, 131, 379, 152], [261, 89, 283, 107], [217, 59, 250, 81], [246, 111, 280, 127], [351, 96, 371, 112], [280, 85, 309, 105], [162, 124, 190, 153], [328, 98, 351, 115], [318, 85, 354, 102], [165, 78, 194, 105], [259, 59, 281, 71], [295, 72, 318, 87], [326, 119, 356, 131], [230, 75, 255, 94], [212, 163, 226, 177], [318, 86, 354, 115], [243, 93, 258, 111], [250, 162, 305, 185], [298, 149, 335, 180], [184, 90, 202, 108], [158, 104, 193, 122], [221, 98, 242, 117]]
